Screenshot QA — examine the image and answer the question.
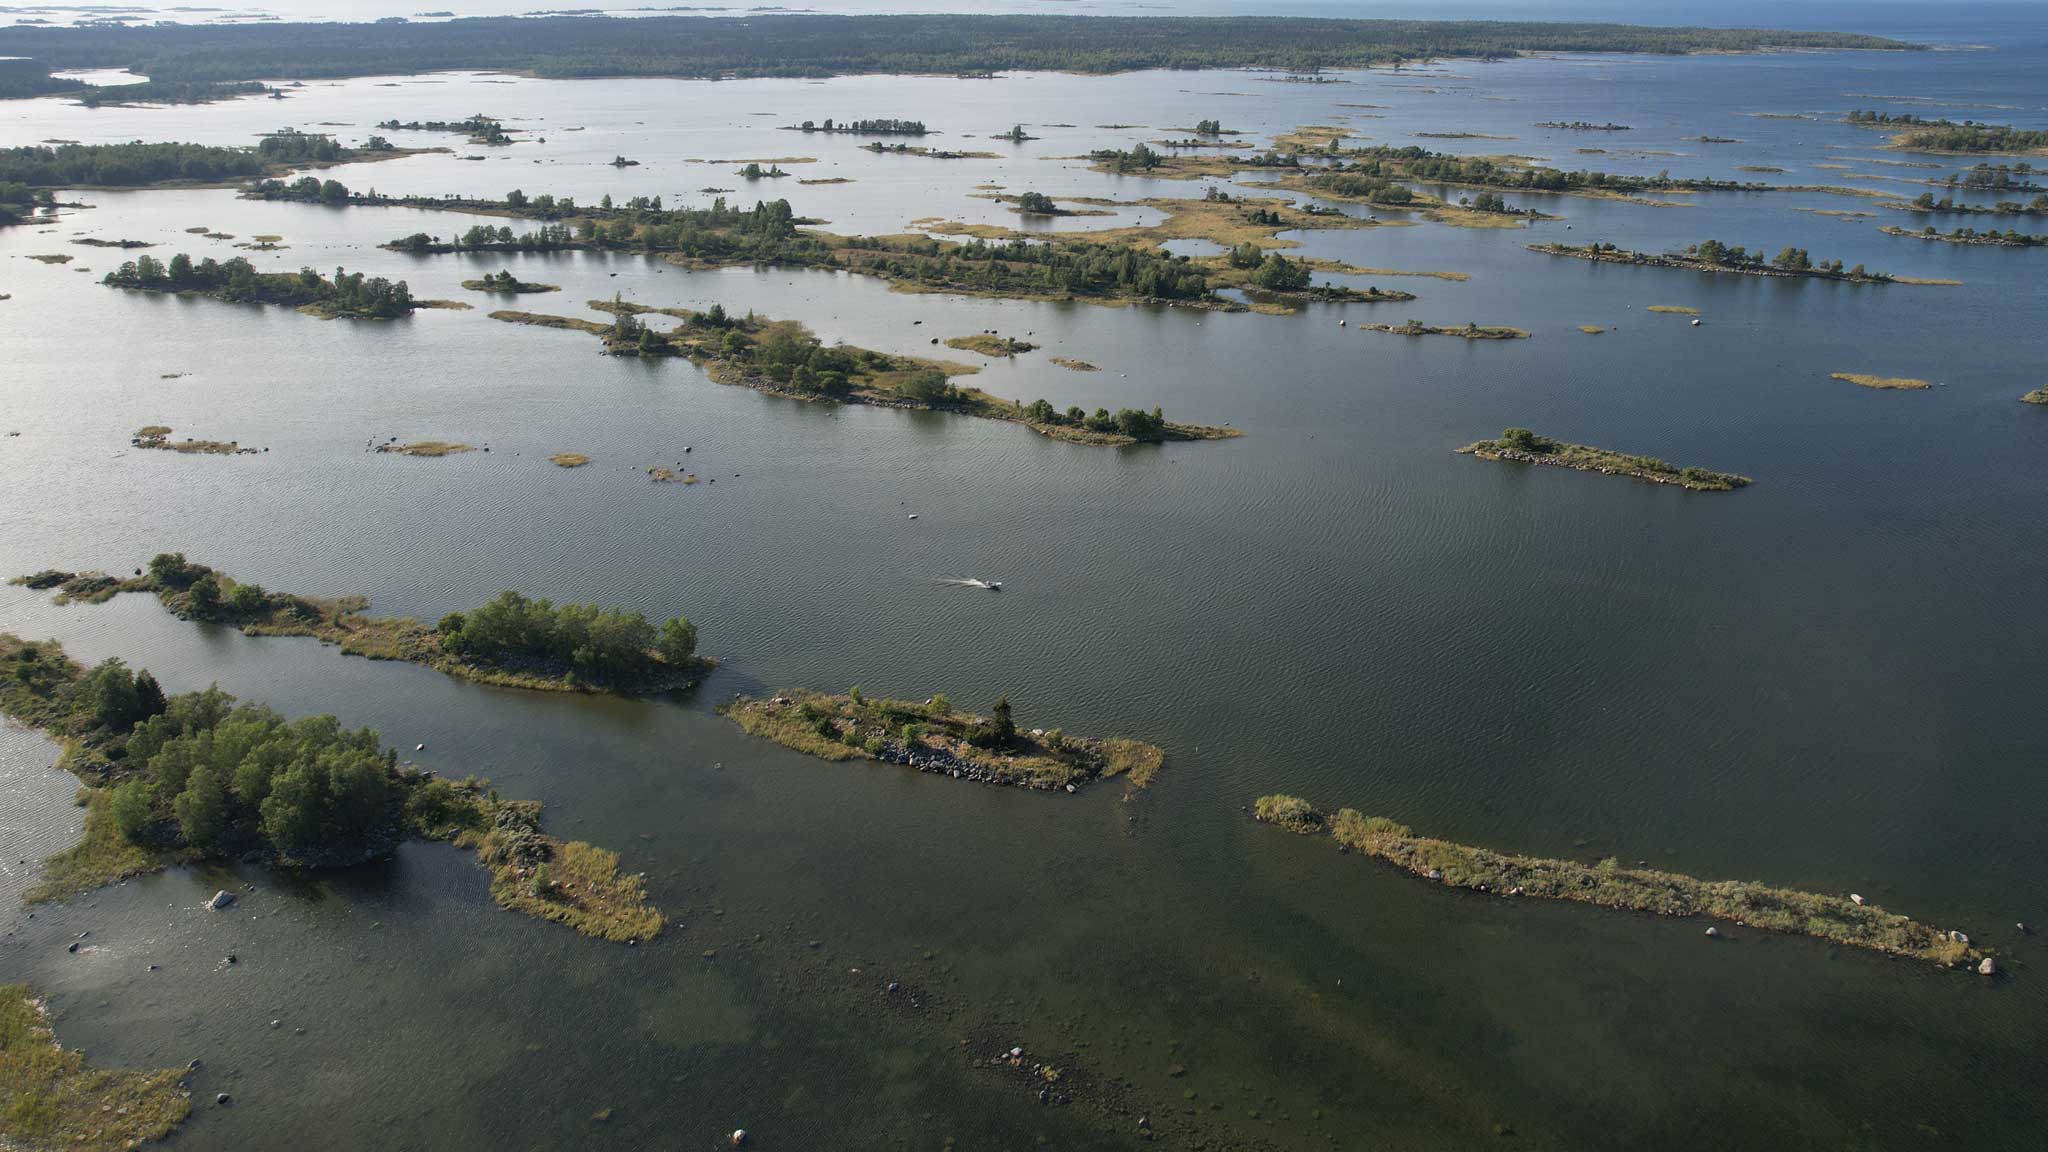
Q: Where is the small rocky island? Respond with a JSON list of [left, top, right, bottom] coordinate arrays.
[[722, 690, 1163, 792], [1252, 795, 1989, 969], [1458, 428, 1751, 491]]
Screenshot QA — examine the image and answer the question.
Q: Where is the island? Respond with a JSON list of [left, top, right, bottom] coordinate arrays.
[[375, 113, 512, 145], [132, 425, 259, 455], [0, 984, 191, 1150], [0, 632, 661, 942], [104, 253, 430, 319], [1830, 372, 1930, 390], [16, 553, 709, 696], [785, 117, 925, 135], [491, 298, 1240, 446], [0, 132, 437, 191], [2023, 387, 2048, 405], [1359, 320, 1527, 340], [859, 142, 1000, 160], [376, 440, 476, 455], [1847, 111, 2048, 156], [945, 333, 1038, 356], [1457, 427, 1751, 491], [1529, 240, 1905, 284], [1251, 795, 1985, 969], [1535, 121, 1630, 131], [462, 269, 559, 293], [721, 689, 1163, 792], [1879, 224, 2047, 248]]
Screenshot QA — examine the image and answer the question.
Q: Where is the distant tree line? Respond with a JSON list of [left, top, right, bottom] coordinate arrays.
[[794, 117, 925, 134], [0, 16, 1914, 88]]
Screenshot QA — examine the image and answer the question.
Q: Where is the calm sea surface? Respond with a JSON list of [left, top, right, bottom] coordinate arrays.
[[2, 9, 2046, 1149]]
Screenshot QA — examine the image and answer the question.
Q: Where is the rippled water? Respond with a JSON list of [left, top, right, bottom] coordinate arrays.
[[2, 22, 2047, 1151]]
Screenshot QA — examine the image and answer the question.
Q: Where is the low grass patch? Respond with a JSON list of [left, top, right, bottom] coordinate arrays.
[[1578, 325, 1606, 334], [1050, 357, 1099, 371], [0, 985, 191, 1151], [549, 452, 590, 467], [1252, 796, 1983, 968], [24, 788, 163, 904], [1645, 305, 1700, 315], [945, 334, 1039, 357], [377, 441, 474, 456], [1831, 372, 1930, 390], [2022, 386, 2048, 405]]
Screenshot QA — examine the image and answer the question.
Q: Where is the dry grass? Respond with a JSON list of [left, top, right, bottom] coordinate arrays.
[[1254, 797, 1982, 968], [1272, 125, 1351, 151], [487, 838, 663, 943], [1460, 433, 1751, 491], [1831, 372, 1931, 390], [1578, 325, 1606, 334], [378, 441, 474, 456], [1645, 305, 1700, 315], [2022, 386, 2048, 405], [945, 334, 1039, 357], [0, 986, 191, 1152], [1050, 357, 1099, 372], [549, 452, 591, 467]]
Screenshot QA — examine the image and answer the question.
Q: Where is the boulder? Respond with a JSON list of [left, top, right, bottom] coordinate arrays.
[[1978, 957, 1996, 976], [207, 890, 237, 911]]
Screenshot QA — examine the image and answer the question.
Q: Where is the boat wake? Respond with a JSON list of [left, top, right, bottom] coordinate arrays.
[[935, 577, 1003, 591]]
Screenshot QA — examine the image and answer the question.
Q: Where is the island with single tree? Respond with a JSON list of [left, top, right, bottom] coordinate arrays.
[[1458, 427, 1751, 491], [722, 689, 1163, 792], [0, 632, 661, 942], [493, 298, 1240, 446], [16, 552, 709, 696], [1251, 795, 1987, 969]]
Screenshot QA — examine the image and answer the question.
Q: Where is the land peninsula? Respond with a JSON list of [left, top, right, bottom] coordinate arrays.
[[722, 690, 1163, 793], [16, 552, 708, 696], [491, 299, 1238, 447], [1528, 240, 1917, 285], [0, 17, 1916, 92], [1458, 428, 1751, 492], [1251, 796, 1986, 969], [0, 984, 192, 1152], [0, 632, 661, 942], [103, 253, 435, 319]]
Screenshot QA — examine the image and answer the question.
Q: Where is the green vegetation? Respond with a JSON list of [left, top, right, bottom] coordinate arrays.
[[104, 253, 420, 319], [1050, 357, 1098, 371], [0, 632, 661, 939], [1252, 796, 1982, 968], [1012, 190, 1061, 215], [1882, 223, 2048, 248], [1830, 372, 1930, 391], [462, 270, 558, 293], [1849, 111, 2048, 155], [0, 17, 1912, 90], [790, 117, 925, 135], [2022, 387, 2048, 405], [0, 179, 55, 225], [73, 79, 270, 107], [1530, 240, 1899, 283], [497, 298, 1238, 446], [25, 554, 707, 695], [1459, 428, 1751, 491], [376, 113, 510, 145], [0, 984, 191, 1152], [945, 333, 1038, 357], [0, 131, 412, 189], [1901, 189, 2048, 216], [722, 689, 1164, 791]]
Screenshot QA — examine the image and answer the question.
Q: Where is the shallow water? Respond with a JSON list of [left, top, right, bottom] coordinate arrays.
[[3, 16, 2047, 1151]]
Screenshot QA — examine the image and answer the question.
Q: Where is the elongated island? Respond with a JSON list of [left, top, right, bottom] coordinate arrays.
[[14, 553, 709, 695], [1458, 428, 1750, 491], [1251, 795, 1987, 970], [722, 690, 1163, 792]]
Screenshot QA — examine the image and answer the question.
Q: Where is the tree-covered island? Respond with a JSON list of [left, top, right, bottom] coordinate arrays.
[[0, 632, 661, 942], [0, 131, 434, 190], [17, 553, 709, 695], [492, 298, 1240, 447], [1528, 240, 1908, 284], [787, 117, 926, 135], [103, 253, 429, 319]]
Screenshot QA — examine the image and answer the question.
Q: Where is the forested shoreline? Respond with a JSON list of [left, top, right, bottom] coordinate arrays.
[[0, 16, 1913, 89]]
